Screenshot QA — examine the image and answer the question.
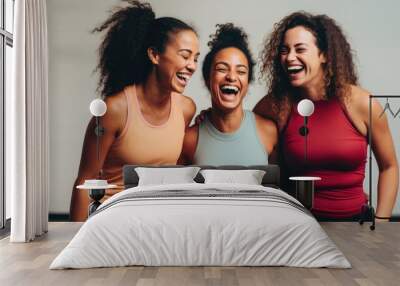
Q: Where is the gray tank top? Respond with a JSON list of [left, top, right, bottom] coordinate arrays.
[[193, 110, 268, 165]]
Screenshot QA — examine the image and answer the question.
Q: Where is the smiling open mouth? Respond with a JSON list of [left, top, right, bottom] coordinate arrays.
[[287, 65, 304, 74], [176, 72, 191, 85], [220, 85, 239, 95]]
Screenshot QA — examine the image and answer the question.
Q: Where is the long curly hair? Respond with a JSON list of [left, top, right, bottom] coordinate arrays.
[[260, 11, 358, 110], [93, 0, 196, 97], [202, 23, 255, 87]]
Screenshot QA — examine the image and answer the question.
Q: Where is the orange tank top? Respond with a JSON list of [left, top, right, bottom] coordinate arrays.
[[101, 85, 185, 199]]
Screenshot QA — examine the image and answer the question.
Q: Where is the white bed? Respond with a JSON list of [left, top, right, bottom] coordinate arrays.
[[50, 182, 351, 269]]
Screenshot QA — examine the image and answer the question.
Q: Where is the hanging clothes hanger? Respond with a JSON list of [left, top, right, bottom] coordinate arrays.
[[379, 97, 396, 118], [393, 106, 400, 118]]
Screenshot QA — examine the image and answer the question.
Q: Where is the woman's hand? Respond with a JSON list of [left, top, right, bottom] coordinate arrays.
[[194, 107, 212, 125]]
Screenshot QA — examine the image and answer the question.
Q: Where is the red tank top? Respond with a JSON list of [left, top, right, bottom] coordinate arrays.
[[282, 97, 368, 218]]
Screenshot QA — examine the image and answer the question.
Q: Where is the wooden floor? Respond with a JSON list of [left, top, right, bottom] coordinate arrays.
[[0, 222, 399, 286]]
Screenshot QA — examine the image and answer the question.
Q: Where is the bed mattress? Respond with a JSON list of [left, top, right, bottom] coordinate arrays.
[[50, 183, 350, 269]]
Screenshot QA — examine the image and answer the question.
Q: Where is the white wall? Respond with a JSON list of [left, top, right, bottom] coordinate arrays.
[[47, 0, 400, 214]]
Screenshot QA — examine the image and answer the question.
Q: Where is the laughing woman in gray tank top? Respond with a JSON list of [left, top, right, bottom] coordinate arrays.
[[179, 24, 278, 166]]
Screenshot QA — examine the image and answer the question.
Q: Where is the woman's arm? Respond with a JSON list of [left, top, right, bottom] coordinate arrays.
[[253, 95, 289, 132], [254, 96, 291, 190], [177, 94, 197, 165], [254, 114, 279, 163], [353, 87, 399, 219], [253, 96, 275, 120], [70, 93, 127, 221], [181, 95, 196, 128], [369, 101, 398, 218], [178, 125, 199, 165]]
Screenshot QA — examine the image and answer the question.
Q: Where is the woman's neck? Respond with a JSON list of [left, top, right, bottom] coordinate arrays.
[[296, 73, 327, 101], [210, 107, 244, 133], [139, 73, 171, 108]]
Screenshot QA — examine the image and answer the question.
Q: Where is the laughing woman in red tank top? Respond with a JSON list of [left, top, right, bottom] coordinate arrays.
[[70, 1, 200, 221], [254, 12, 398, 220]]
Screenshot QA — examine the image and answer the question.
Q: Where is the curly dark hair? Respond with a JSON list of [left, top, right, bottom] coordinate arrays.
[[202, 23, 255, 88], [93, 0, 196, 97], [260, 11, 358, 107]]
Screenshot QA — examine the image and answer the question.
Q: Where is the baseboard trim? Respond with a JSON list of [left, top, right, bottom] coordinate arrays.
[[49, 213, 69, 222], [47, 212, 400, 222], [0, 218, 11, 239]]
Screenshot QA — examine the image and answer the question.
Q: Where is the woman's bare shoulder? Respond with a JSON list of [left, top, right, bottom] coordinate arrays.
[[102, 89, 128, 130], [175, 93, 197, 126], [104, 90, 127, 112], [349, 84, 369, 99], [176, 93, 196, 111], [254, 95, 290, 132], [254, 113, 278, 144], [347, 85, 381, 116], [254, 113, 278, 133]]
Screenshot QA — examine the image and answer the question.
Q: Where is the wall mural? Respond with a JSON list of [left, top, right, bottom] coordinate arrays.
[[62, 1, 399, 226]]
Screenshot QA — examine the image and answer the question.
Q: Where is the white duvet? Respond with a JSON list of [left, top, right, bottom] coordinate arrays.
[[50, 183, 351, 269]]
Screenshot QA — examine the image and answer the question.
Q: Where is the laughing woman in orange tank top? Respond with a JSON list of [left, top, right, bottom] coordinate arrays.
[[70, 1, 200, 221]]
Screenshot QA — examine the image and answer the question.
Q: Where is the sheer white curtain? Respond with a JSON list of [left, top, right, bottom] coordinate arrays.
[[8, 0, 49, 242]]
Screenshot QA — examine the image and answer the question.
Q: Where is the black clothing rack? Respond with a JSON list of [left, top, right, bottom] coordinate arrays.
[[359, 95, 400, 230]]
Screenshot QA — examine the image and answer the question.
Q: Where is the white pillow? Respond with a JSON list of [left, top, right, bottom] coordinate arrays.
[[135, 167, 201, 186], [200, 169, 266, 185]]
